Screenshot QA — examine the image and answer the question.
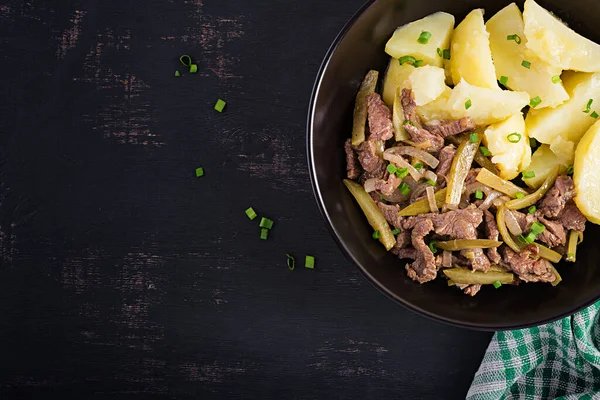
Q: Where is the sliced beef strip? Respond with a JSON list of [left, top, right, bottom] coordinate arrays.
[[372, 172, 402, 196], [483, 209, 501, 264], [377, 203, 402, 229], [392, 242, 415, 259], [344, 139, 361, 180], [512, 210, 567, 248], [366, 93, 394, 141], [537, 215, 567, 248], [406, 218, 437, 283], [501, 245, 556, 283], [400, 89, 445, 152], [435, 144, 456, 188], [539, 175, 575, 218], [556, 201, 587, 232], [463, 284, 482, 297], [424, 117, 476, 139], [464, 168, 481, 186], [356, 140, 386, 179]]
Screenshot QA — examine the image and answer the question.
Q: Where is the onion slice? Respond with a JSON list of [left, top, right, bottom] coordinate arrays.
[[442, 250, 452, 268], [503, 208, 523, 236], [479, 191, 502, 211], [385, 146, 439, 169], [422, 170, 438, 184], [363, 178, 377, 193], [383, 153, 421, 180], [426, 186, 438, 213]]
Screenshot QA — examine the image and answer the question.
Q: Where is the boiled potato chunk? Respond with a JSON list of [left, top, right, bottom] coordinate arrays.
[[382, 60, 415, 106], [526, 72, 600, 144], [450, 9, 498, 90], [417, 80, 529, 125], [483, 113, 531, 180], [409, 66, 446, 106], [385, 12, 455, 68], [486, 3, 568, 108], [574, 120, 600, 223], [524, 145, 569, 189], [524, 0, 600, 72]]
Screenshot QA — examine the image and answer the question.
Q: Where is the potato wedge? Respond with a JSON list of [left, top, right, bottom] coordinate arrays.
[[525, 71, 600, 144], [573, 120, 600, 224], [417, 86, 454, 122], [382, 59, 415, 107], [409, 65, 446, 106], [524, 0, 600, 72], [486, 3, 568, 108], [385, 12, 455, 68], [446, 80, 530, 125], [450, 9, 498, 90], [524, 145, 569, 189], [483, 113, 531, 180]]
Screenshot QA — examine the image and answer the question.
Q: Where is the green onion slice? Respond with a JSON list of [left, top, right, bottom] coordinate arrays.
[[507, 34, 522, 44], [475, 190, 483, 200], [214, 99, 226, 112], [515, 192, 525, 199], [386, 164, 397, 174], [528, 206, 537, 214], [429, 241, 438, 254], [591, 111, 599, 119], [531, 222, 546, 235], [442, 49, 451, 60], [499, 76, 508, 86], [413, 60, 424, 67], [190, 64, 198, 73], [395, 168, 409, 178], [552, 75, 562, 84], [391, 228, 402, 236], [426, 179, 436, 186], [566, 165, 574, 175], [399, 55, 417, 65], [195, 167, 204, 177], [469, 133, 479, 143], [493, 280, 502, 289], [245, 207, 257, 220], [530, 96, 541, 108], [507, 132, 521, 143], [414, 163, 424, 171], [260, 228, 269, 240], [305, 255, 315, 269], [584, 99, 593, 113], [372, 230, 380, 239], [522, 171, 535, 179], [286, 254, 295, 271], [465, 99, 472, 110], [399, 182, 410, 195], [521, 60, 531, 69], [259, 217, 274, 230], [175, 70, 181, 77], [180, 55, 192, 67], [437, 47, 443, 57], [417, 31, 432, 44], [479, 146, 491, 157]]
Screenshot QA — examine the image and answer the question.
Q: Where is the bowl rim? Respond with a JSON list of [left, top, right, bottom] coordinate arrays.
[[306, 0, 600, 331]]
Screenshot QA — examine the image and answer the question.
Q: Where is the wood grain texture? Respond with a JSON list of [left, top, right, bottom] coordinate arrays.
[[0, 0, 492, 398]]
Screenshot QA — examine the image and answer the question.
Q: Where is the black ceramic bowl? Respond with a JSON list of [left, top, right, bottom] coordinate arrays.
[[307, 0, 600, 330]]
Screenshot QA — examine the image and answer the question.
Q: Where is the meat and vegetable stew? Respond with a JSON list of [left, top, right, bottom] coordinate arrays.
[[343, 0, 600, 295]]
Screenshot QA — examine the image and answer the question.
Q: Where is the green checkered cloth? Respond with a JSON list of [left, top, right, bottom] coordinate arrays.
[[467, 301, 600, 399]]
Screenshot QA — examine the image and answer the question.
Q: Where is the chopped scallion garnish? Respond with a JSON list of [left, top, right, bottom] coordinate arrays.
[[528, 205, 537, 214], [399, 55, 417, 65], [499, 76, 508, 86], [515, 192, 525, 199], [465, 99, 472, 110], [479, 146, 491, 157], [522, 171, 535, 179], [530, 137, 538, 148], [305, 255, 315, 269], [475, 190, 483, 200], [429, 241, 437, 254], [179, 54, 192, 67], [417, 31, 432, 44], [507, 34, 522, 44], [469, 133, 479, 143], [591, 111, 599, 119], [260, 228, 269, 240], [175, 70, 181, 77], [372, 230, 380, 239], [395, 168, 409, 178], [386, 164, 397, 174], [530, 96, 542, 108], [531, 222, 546, 235], [426, 179, 436, 186], [190, 64, 198, 73], [414, 163, 423, 171], [443, 49, 451, 60], [437, 47, 443, 57], [413, 60, 424, 67], [493, 280, 502, 289], [391, 228, 402, 236], [214, 99, 226, 112], [286, 254, 295, 271], [195, 167, 204, 177], [566, 165, 574, 175], [584, 99, 593, 113], [507, 132, 522, 143], [260, 217, 274, 230], [399, 182, 410, 195], [521, 60, 531, 69], [245, 207, 257, 220], [552, 75, 562, 84], [567, 253, 574, 260]]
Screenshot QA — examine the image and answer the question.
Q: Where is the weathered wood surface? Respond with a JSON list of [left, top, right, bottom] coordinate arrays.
[[0, 0, 492, 398]]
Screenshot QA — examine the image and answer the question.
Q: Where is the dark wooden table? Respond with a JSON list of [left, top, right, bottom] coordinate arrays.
[[0, 0, 493, 398]]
